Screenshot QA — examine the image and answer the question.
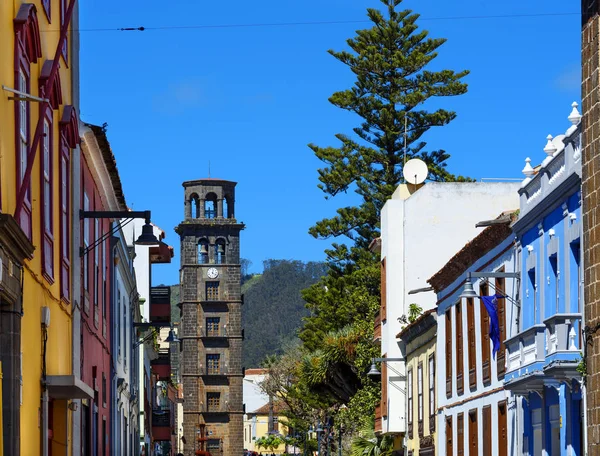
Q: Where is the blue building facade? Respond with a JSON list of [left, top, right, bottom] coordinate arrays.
[[505, 104, 583, 456]]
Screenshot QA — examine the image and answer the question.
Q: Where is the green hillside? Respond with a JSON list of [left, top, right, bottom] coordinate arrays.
[[242, 260, 326, 367], [167, 259, 326, 368]]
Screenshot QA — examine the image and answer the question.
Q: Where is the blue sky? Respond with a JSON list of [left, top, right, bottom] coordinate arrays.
[[79, 0, 580, 286]]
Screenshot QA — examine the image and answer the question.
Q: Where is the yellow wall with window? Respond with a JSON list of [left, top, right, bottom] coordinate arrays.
[[0, 1, 76, 454], [244, 410, 288, 454], [402, 313, 437, 456]]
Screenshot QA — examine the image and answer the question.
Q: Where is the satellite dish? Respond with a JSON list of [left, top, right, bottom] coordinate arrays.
[[403, 158, 428, 185]]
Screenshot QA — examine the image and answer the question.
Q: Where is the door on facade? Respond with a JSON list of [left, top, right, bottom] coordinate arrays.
[[93, 404, 98, 456], [82, 403, 90, 456], [549, 404, 560, 456], [532, 408, 542, 456]]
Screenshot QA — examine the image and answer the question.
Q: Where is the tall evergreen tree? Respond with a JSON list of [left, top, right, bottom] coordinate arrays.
[[310, 0, 469, 257], [297, 0, 470, 421], [302, 0, 469, 343]]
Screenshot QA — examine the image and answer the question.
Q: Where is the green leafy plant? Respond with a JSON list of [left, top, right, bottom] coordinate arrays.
[[577, 355, 587, 384], [351, 419, 394, 456], [256, 435, 284, 452], [408, 303, 423, 323]]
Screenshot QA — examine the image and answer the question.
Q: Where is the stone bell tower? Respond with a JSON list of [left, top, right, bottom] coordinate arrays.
[[176, 179, 245, 456]]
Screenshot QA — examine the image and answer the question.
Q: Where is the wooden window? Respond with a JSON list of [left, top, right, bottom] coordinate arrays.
[[457, 413, 464, 456], [480, 281, 491, 384], [496, 275, 506, 379], [467, 297, 477, 389], [59, 134, 70, 301], [41, 111, 54, 281], [469, 409, 478, 456], [16, 66, 32, 238], [429, 354, 435, 432], [94, 218, 99, 312], [206, 317, 221, 337], [482, 406, 491, 456], [207, 392, 220, 412], [407, 368, 413, 438], [116, 287, 121, 357], [207, 439, 221, 451], [417, 362, 423, 436], [446, 309, 452, 397], [206, 281, 220, 301], [123, 294, 127, 368], [207, 354, 220, 375], [60, 0, 68, 63], [455, 302, 464, 395], [83, 191, 90, 310], [381, 355, 388, 417], [102, 373, 106, 407], [381, 258, 387, 321], [446, 416, 453, 456], [498, 401, 507, 456], [102, 235, 107, 334]]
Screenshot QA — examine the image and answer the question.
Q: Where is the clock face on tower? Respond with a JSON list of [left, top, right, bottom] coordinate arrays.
[[207, 267, 219, 279]]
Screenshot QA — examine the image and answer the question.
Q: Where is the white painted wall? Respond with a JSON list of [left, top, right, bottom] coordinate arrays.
[[380, 182, 520, 435], [122, 218, 167, 452], [243, 372, 268, 414]]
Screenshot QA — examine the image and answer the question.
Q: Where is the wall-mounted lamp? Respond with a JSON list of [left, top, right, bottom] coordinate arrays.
[[79, 210, 160, 257], [459, 271, 520, 306]]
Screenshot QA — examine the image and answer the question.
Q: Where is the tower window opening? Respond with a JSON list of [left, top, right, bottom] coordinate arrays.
[[206, 281, 220, 301], [191, 195, 200, 218], [198, 239, 209, 264], [205, 193, 217, 219], [223, 197, 229, 219], [215, 240, 226, 264]]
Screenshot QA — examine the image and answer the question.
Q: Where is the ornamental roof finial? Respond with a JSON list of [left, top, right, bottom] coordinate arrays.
[[568, 101, 582, 126], [544, 134, 557, 157]]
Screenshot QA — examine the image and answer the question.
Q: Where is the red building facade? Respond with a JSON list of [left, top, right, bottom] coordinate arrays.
[[78, 123, 128, 454]]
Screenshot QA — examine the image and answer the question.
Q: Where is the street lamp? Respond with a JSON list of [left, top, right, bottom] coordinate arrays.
[[458, 271, 520, 304], [79, 209, 160, 256], [367, 358, 404, 380], [316, 422, 323, 456]]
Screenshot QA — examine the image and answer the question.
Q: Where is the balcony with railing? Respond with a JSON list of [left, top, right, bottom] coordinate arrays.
[[199, 325, 228, 338], [151, 351, 171, 381], [199, 365, 229, 376], [150, 286, 171, 323], [505, 313, 582, 392], [543, 313, 582, 376], [152, 406, 173, 441]]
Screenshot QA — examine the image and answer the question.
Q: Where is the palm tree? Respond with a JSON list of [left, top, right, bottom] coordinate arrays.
[[350, 420, 394, 456]]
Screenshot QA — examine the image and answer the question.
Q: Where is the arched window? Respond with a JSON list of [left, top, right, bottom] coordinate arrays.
[[190, 193, 200, 218], [205, 193, 217, 219], [215, 239, 226, 264], [198, 239, 209, 264]]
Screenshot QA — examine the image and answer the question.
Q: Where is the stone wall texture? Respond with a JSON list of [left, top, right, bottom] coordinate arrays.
[[177, 179, 244, 456], [583, 6, 600, 454]]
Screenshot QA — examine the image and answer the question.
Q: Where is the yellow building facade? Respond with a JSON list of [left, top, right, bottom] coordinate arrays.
[[399, 310, 437, 456], [244, 402, 289, 454], [0, 1, 84, 455]]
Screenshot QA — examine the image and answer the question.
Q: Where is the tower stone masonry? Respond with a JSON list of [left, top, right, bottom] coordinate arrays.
[[176, 179, 245, 456], [582, 1, 600, 453]]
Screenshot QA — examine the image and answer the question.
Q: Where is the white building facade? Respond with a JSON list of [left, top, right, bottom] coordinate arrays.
[[112, 223, 141, 456], [377, 182, 520, 440], [242, 368, 268, 448], [428, 220, 518, 456]]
